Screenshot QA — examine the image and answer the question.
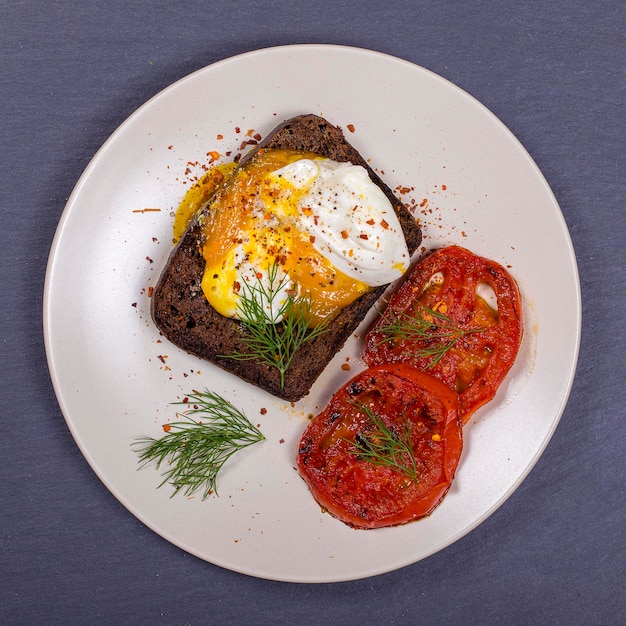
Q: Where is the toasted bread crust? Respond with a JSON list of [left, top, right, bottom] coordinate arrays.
[[151, 114, 422, 401]]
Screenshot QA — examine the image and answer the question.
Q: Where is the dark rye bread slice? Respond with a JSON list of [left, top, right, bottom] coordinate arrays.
[[151, 114, 422, 401]]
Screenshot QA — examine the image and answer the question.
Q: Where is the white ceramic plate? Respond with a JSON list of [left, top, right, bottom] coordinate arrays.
[[43, 45, 580, 583]]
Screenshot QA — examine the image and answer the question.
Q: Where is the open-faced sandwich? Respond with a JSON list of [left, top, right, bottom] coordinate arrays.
[[151, 114, 422, 401]]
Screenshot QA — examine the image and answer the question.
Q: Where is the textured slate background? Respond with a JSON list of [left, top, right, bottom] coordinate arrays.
[[1, 1, 624, 624]]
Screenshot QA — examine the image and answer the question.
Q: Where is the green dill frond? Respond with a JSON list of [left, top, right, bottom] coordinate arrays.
[[132, 390, 264, 498]]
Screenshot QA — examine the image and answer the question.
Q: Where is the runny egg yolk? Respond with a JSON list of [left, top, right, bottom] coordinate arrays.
[[199, 148, 409, 327], [173, 162, 237, 244]]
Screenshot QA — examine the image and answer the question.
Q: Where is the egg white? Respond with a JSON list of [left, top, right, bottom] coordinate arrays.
[[270, 158, 410, 285]]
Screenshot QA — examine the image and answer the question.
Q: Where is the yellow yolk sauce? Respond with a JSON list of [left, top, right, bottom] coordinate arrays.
[[173, 162, 237, 244]]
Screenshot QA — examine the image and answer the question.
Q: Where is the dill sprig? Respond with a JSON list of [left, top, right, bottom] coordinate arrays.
[[132, 390, 264, 499], [375, 302, 485, 368], [345, 403, 419, 483], [225, 263, 329, 388]]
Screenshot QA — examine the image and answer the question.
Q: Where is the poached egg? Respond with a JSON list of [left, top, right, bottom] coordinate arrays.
[[198, 149, 410, 325]]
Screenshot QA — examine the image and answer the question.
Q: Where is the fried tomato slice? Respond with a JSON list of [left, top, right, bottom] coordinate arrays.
[[364, 246, 523, 423], [297, 363, 462, 529]]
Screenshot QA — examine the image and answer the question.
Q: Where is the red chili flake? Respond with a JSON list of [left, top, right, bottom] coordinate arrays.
[[216, 134, 224, 140], [279, 438, 285, 444], [147, 286, 154, 297], [260, 407, 267, 415], [145, 256, 153, 263], [347, 124, 355, 132], [162, 424, 171, 432], [253, 133, 262, 141], [341, 363, 351, 371], [359, 233, 369, 240], [366, 218, 375, 225], [380, 219, 389, 229], [341, 230, 349, 239], [156, 354, 167, 364], [441, 184, 447, 190], [309, 235, 316, 244], [207, 151, 220, 163], [168, 145, 174, 150], [235, 127, 241, 133]]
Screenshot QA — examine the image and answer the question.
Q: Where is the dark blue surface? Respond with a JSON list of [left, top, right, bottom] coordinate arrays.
[[2, 1, 624, 624]]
